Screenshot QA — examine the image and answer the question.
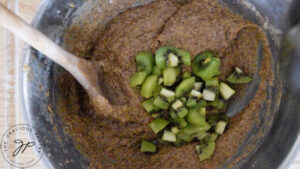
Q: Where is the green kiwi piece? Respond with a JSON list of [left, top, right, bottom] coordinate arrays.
[[142, 98, 161, 113], [175, 77, 195, 97], [153, 96, 169, 110], [227, 72, 252, 84], [208, 98, 226, 110], [187, 106, 206, 126], [182, 72, 192, 79], [156, 46, 191, 68], [141, 75, 158, 98], [152, 66, 162, 75], [197, 142, 216, 161], [155, 46, 176, 68], [163, 67, 180, 86], [135, 51, 155, 74], [130, 72, 148, 87], [175, 48, 191, 66], [192, 52, 220, 81]]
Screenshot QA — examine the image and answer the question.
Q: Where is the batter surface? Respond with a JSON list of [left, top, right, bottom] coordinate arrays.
[[60, 0, 274, 168]]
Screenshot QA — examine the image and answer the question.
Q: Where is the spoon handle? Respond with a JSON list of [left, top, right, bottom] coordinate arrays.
[[0, 3, 83, 80]]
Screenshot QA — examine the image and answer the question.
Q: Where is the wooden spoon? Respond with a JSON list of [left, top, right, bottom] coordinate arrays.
[[0, 4, 142, 123]]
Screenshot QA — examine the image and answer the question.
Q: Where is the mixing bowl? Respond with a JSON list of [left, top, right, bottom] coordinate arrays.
[[21, 0, 300, 168]]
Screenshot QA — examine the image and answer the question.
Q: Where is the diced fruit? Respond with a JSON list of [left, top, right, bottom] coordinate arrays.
[[171, 126, 180, 134], [190, 90, 202, 99], [130, 72, 148, 87], [155, 46, 191, 68], [198, 99, 208, 107], [167, 52, 179, 67], [186, 98, 197, 108], [187, 106, 206, 126], [227, 72, 252, 84], [149, 118, 169, 134], [142, 98, 160, 113], [175, 77, 195, 97], [141, 140, 156, 153], [208, 98, 226, 110], [160, 88, 175, 98], [194, 82, 203, 91], [172, 100, 184, 111], [169, 109, 178, 119], [192, 52, 221, 81], [180, 97, 187, 104], [195, 132, 208, 140], [141, 75, 158, 98], [215, 121, 227, 134], [155, 46, 175, 68], [158, 77, 164, 85], [153, 97, 169, 110], [235, 67, 243, 74], [205, 77, 219, 88], [162, 130, 177, 142], [182, 123, 210, 135], [177, 130, 194, 143], [205, 133, 218, 142], [132, 47, 237, 160], [163, 67, 180, 86], [227, 67, 252, 84], [183, 72, 191, 79], [196, 142, 215, 161], [177, 107, 188, 118], [202, 89, 216, 101], [178, 118, 188, 128], [207, 114, 230, 126], [175, 48, 191, 66], [220, 82, 235, 100], [152, 66, 162, 75], [167, 96, 175, 103], [135, 52, 155, 74], [151, 113, 161, 118]]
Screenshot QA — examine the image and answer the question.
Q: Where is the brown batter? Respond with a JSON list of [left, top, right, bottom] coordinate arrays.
[[59, 0, 274, 168]]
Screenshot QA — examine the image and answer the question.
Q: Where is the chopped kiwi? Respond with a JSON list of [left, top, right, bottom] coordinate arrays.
[[142, 98, 160, 113], [153, 96, 169, 110], [187, 106, 207, 127], [163, 67, 180, 86], [152, 66, 162, 75], [220, 82, 235, 100], [162, 130, 177, 142], [192, 52, 221, 81], [194, 82, 203, 91], [130, 72, 148, 87], [160, 88, 175, 98], [190, 90, 202, 99], [155, 46, 191, 68], [175, 77, 195, 97], [215, 121, 227, 134], [141, 75, 158, 98], [135, 51, 155, 74], [196, 142, 216, 161], [186, 97, 197, 107], [183, 72, 192, 79], [208, 98, 226, 110], [172, 100, 184, 111], [132, 47, 239, 160], [202, 89, 216, 101], [227, 67, 252, 84]]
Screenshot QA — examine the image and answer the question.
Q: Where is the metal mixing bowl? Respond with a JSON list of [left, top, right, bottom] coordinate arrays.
[[21, 0, 300, 168]]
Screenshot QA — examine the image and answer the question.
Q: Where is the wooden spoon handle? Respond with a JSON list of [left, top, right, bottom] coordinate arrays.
[[0, 3, 83, 80]]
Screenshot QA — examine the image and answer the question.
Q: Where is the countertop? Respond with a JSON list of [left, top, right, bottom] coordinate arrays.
[[0, 0, 299, 169]]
